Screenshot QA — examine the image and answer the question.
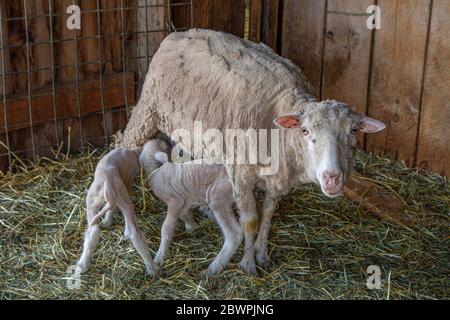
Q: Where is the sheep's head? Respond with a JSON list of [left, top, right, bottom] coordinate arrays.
[[274, 100, 385, 198]]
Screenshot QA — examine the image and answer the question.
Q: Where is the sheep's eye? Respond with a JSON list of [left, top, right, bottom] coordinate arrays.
[[301, 127, 309, 136]]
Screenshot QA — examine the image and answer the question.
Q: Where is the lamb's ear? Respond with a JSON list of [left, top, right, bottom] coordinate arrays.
[[154, 152, 169, 164], [273, 113, 301, 129], [360, 117, 385, 133]]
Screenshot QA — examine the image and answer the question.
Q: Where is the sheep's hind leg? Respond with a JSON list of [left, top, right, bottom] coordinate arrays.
[[117, 191, 159, 276], [76, 197, 103, 272]]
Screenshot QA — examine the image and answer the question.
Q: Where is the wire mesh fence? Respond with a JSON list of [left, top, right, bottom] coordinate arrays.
[[0, 0, 193, 172]]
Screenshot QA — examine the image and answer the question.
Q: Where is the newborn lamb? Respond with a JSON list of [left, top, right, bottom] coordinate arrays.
[[140, 139, 243, 275], [76, 147, 159, 276]]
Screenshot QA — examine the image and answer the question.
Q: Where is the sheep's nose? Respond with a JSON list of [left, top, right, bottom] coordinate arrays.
[[323, 170, 342, 187]]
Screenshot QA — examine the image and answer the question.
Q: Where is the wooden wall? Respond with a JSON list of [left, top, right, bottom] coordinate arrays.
[[173, 0, 449, 176], [1, 0, 448, 177], [0, 0, 166, 172]]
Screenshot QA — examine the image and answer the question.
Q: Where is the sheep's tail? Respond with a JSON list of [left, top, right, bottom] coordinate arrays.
[[89, 174, 116, 226]]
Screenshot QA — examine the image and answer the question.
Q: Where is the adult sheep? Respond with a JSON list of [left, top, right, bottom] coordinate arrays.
[[120, 29, 385, 275]]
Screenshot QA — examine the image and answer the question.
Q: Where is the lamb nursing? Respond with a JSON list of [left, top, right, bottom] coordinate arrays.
[[139, 139, 243, 275]]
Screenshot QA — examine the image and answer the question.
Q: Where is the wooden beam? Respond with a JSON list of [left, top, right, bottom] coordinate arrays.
[[0, 72, 135, 132]]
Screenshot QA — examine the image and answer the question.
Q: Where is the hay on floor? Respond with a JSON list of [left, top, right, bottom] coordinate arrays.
[[0, 148, 448, 299]]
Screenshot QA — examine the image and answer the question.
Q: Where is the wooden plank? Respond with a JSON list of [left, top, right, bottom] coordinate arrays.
[[80, 0, 100, 76], [171, 0, 191, 29], [281, 0, 326, 96], [7, 1, 28, 94], [0, 0, 13, 95], [100, 0, 122, 74], [55, 0, 80, 82], [192, 0, 210, 29], [26, 0, 52, 89], [321, 0, 375, 146], [249, 0, 263, 42], [260, 0, 279, 50], [0, 73, 135, 132], [344, 172, 414, 226], [366, 0, 431, 166], [210, 0, 246, 37], [416, 0, 450, 176], [136, 0, 166, 93]]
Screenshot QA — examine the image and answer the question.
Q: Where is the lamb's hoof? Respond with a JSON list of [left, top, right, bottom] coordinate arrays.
[[145, 265, 160, 278], [154, 254, 164, 267], [256, 251, 270, 268], [239, 259, 258, 276], [207, 263, 223, 276], [102, 219, 113, 229], [75, 262, 88, 274], [185, 223, 199, 233]]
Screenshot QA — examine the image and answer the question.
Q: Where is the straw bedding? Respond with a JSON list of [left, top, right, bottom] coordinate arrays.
[[0, 148, 448, 299]]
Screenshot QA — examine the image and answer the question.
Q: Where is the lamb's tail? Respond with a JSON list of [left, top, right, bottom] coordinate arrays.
[[89, 175, 116, 226]]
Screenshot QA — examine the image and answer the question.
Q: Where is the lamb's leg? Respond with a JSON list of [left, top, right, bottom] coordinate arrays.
[[117, 192, 159, 276], [207, 204, 243, 275], [154, 202, 183, 266], [102, 209, 114, 228], [180, 208, 198, 233], [76, 197, 103, 272], [255, 194, 280, 267]]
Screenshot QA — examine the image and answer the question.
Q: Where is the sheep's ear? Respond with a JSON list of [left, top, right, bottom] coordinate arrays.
[[273, 114, 301, 129], [360, 117, 385, 133], [154, 151, 169, 164]]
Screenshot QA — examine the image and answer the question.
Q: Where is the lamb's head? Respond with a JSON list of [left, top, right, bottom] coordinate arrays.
[[139, 139, 171, 174], [274, 100, 385, 198]]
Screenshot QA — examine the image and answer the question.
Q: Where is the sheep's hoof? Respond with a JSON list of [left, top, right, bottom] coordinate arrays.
[[239, 259, 258, 276], [255, 251, 270, 268]]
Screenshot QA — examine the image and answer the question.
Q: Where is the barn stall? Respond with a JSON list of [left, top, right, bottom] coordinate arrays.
[[0, 0, 448, 299]]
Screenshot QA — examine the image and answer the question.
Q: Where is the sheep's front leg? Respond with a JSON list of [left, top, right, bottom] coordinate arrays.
[[234, 188, 259, 276], [207, 204, 243, 275], [154, 202, 183, 266], [255, 194, 280, 267]]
